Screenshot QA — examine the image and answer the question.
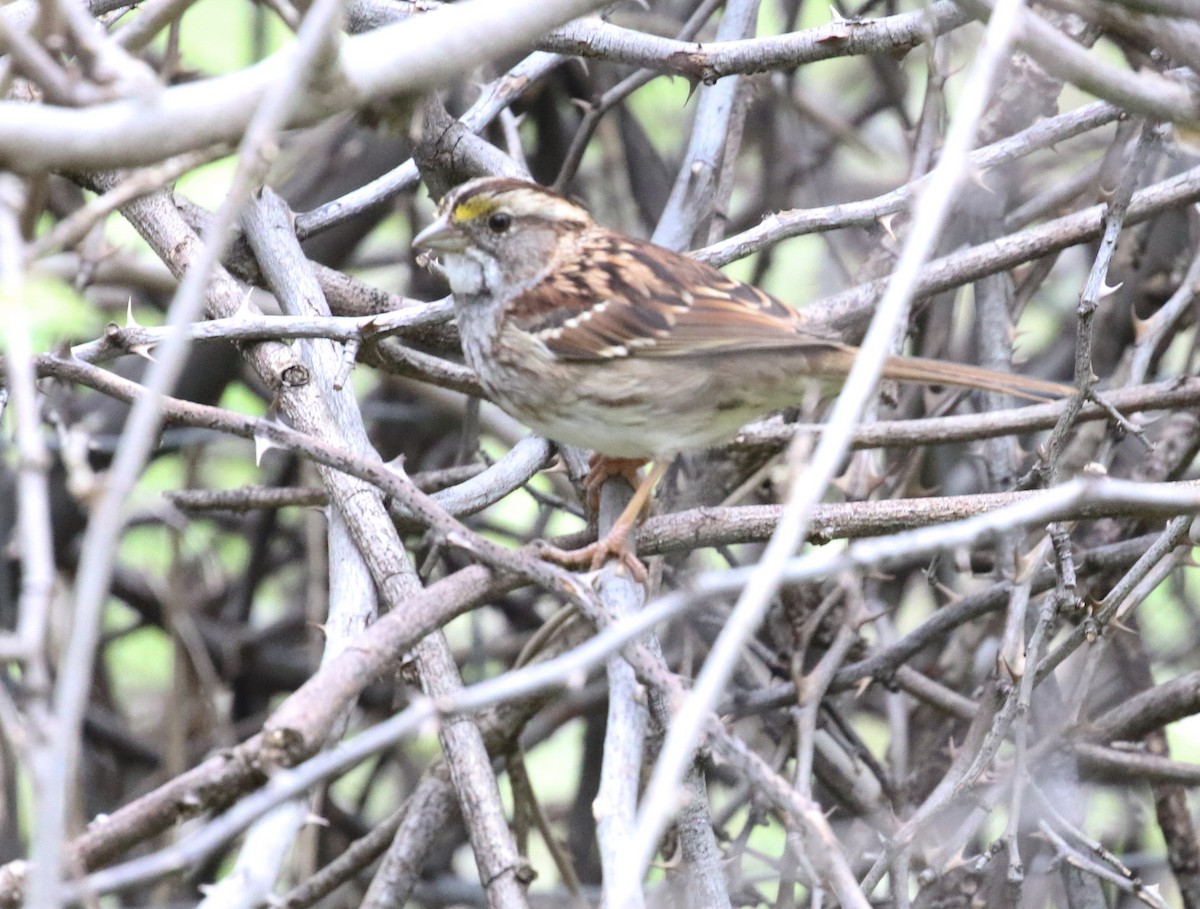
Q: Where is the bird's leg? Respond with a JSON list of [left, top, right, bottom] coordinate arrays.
[[538, 459, 669, 581], [583, 454, 648, 515], [587, 458, 668, 570]]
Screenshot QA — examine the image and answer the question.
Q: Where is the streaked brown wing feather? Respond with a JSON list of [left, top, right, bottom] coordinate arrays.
[[507, 230, 842, 362]]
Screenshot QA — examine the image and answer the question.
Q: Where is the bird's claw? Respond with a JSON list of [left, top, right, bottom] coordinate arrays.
[[532, 532, 648, 584]]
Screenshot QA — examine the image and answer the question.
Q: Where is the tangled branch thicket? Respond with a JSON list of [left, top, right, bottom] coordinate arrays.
[[3, 0, 1200, 906]]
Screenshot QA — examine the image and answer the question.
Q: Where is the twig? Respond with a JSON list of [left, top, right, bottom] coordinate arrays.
[[0, 171, 60, 907], [1044, 122, 1159, 482], [66, 302, 454, 365], [0, 0, 612, 171], [730, 378, 1200, 452], [1035, 514, 1193, 684], [1039, 821, 1171, 908], [294, 50, 567, 239], [954, 0, 1200, 122], [26, 146, 230, 261], [800, 162, 1200, 338], [652, 0, 758, 251], [552, 0, 726, 190], [541, 2, 970, 82], [622, 0, 1031, 889], [40, 4, 354, 900], [593, 574, 649, 909], [699, 97, 1125, 267]]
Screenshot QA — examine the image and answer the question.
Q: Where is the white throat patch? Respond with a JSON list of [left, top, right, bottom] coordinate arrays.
[[441, 248, 502, 298]]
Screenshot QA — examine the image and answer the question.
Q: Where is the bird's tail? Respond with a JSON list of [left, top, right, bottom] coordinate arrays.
[[880, 354, 1072, 401]]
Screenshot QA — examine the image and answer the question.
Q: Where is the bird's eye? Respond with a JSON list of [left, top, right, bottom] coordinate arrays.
[[487, 212, 512, 234]]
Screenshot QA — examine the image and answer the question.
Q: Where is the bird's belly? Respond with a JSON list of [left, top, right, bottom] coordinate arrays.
[[487, 371, 665, 458], [463, 322, 816, 458], [481, 356, 774, 459]]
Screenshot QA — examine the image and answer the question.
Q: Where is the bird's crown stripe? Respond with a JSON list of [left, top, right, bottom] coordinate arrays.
[[452, 190, 587, 225]]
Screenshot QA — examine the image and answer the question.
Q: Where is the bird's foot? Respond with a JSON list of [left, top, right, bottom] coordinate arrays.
[[536, 458, 668, 584], [534, 524, 648, 584]]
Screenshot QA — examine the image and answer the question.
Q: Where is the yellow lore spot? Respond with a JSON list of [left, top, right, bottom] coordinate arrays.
[[452, 196, 499, 223]]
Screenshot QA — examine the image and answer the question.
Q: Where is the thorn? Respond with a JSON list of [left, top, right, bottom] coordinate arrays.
[[235, 286, 257, 318], [1110, 615, 1137, 634], [997, 650, 1023, 682], [128, 343, 156, 362], [878, 213, 897, 240], [254, 423, 283, 465], [125, 297, 140, 327], [542, 455, 570, 476], [333, 337, 360, 391], [941, 847, 970, 870], [1100, 280, 1124, 298], [1014, 544, 1044, 583], [445, 530, 478, 553], [933, 580, 963, 605], [968, 167, 994, 194]]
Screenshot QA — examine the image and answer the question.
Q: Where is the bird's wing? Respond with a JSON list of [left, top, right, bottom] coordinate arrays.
[[506, 232, 844, 362], [504, 231, 1071, 400]]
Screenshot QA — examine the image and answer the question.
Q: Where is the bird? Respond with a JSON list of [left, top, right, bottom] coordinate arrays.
[[413, 176, 1070, 575]]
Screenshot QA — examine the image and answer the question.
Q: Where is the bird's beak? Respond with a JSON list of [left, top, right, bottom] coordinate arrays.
[[413, 213, 467, 253]]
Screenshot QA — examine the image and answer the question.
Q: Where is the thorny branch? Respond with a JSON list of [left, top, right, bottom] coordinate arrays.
[[2, 0, 1200, 907]]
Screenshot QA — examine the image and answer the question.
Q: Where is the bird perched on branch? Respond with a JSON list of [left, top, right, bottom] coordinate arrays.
[[414, 176, 1069, 576]]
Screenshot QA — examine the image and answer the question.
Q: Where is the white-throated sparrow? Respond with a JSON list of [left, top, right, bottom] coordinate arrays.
[[413, 176, 1070, 571]]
